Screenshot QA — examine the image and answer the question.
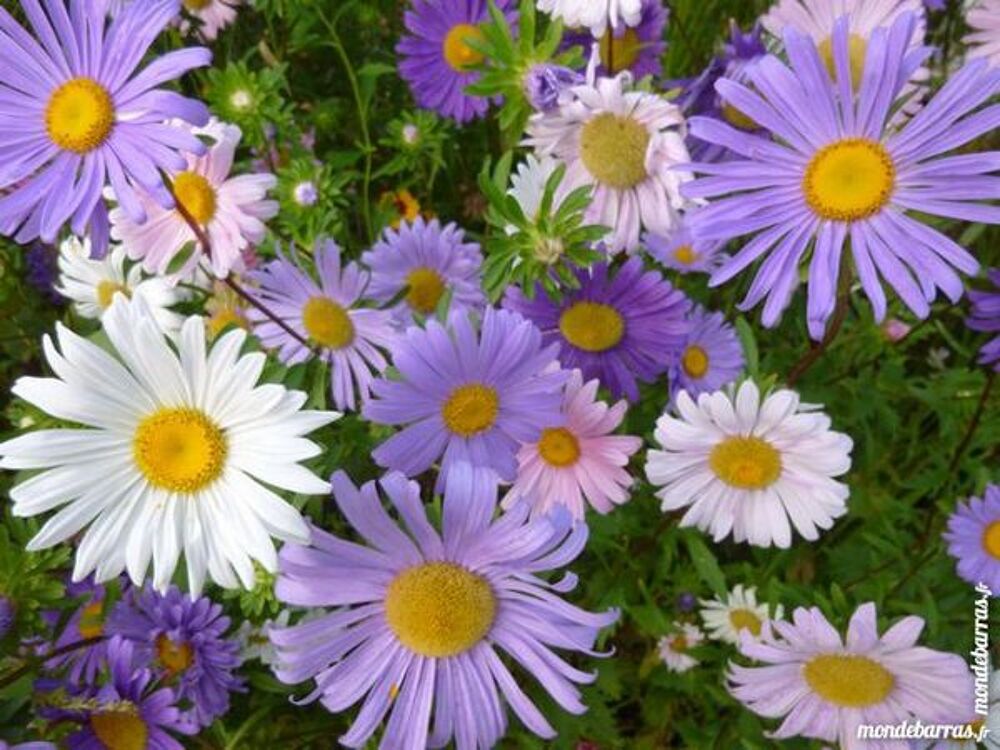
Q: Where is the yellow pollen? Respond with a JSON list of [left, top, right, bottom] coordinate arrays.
[[172, 171, 217, 225], [405, 267, 446, 315], [90, 706, 147, 750], [579, 113, 651, 189], [441, 383, 499, 437], [45, 77, 114, 154], [538, 427, 581, 468], [384, 562, 496, 658], [132, 408, 227, 494], [983, 521, 1000, 559], [681, 345, 710, 380], [443, 23, 486, 71], [818, 33, 868, 90], [803, 654, 895, 707], [599, 28, 641, 73], [803, 138, 895, 222], [207, 308, 249, 339], [674, 244, 698, 265], [669, 634, 688, 652], [78, 600, 105, 640], [721, 102, 758, 131], [728, 608, 762, 636], [96, 280, 129, 309], [156, 634, 194, 676], [709, 436, 782, 490], [301, 296, 355, 349], [559, 301, 625, 353]]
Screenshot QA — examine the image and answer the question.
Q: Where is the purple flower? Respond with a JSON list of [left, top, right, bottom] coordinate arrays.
[[562, 0, 668, 79], [0, 0, 211, 253], [667, 306, 744, 401], [108, 585, 244, 728], [396, 0, 516, 123], [24, 243, 63, 305], [43, 578, 109, 685], [0, 742, 56, 750], [967, 268, 1000, 372], [269, 469, 619, 749], [644, 210, 728, 275], [675, 592, 698, 612], [523, 64, 583, 112], [944, 484, 1000, 594], [503, 258, 690, 402], [0, 595, 14, 640], [363, 307, 566, 492]]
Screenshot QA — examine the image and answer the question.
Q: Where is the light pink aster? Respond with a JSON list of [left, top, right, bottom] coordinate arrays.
[[965, 0, 1000, 67], [180, 0, 242, 41]]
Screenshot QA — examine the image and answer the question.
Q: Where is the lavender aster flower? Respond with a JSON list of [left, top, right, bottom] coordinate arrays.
[[644, 211, 728, 276], [562, 0, 668, 79], [269, 469, 619, 749], [967, 268, 1000, 371], [109, 584, 244, 728], [685, 13, 1000, 338], [944, 484, 1000, 594], [0, 742, 56, 750], [524, 64, 583, 112], [667, 306, 744, 402], [503, 258, 690, 401], [0, 0, 211, 252], [44, 578, 109, 685]]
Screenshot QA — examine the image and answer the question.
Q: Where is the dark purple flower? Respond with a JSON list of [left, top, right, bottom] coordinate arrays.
[[24, 243, 63, 305], [43, 579, 109, 686], [675, 592, 698, 612], [524, 64, 583, 112], [0, 595, 14, 639], [967, 268, 1000, 372]]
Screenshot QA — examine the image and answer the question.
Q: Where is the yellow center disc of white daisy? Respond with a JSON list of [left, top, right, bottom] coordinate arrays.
[[709, 436, 781, 490], [78, 600, 105, 639], [443, 23, 486, 71], [405, 266, 446, 315], [673, 244, 698, 266], [538, 427, 581, 468], [818, 33, 868, 90], [172, 171, 218, 224], [133, 408, 228, 493], [96, 280, 130, 309], [599, 28, 641, 74], [803, 654, 895, 707], [728, 608, 762, 636], [559, 301, 625, 353], [302, 296, 356, 349], [90, 706, 148, 750], [441, 383, 499, 437], [207, 308, 250, 339], [45, 77, 115, 154], [681, 345, 710, 379], [669, 634, 688, 651], [156, 634, 194, 675], [384, 561, 496, 658], [721, 101, 758, 132], [982, 521, 1000, 559], [803, 138, 895, 223], [579, 113, 651, 189]]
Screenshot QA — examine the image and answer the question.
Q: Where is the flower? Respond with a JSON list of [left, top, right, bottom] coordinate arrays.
[[536, 0, 643, 35], [110, 118, 277, 279], [562, 0, 668, 79], [381, 188, 422, 229], [248, 238, 397, 412], [658, 622, 703, 673], [24, 243, 63, 305], [43, 578, 109, 685], [0, 742, 56, 750], [503, 258, 690, 401], [507, 154, 563, 226], [644, 211, 728, 275], [363, 307, 566, 491], [524, 64, 583, 112], [667, 306, 744, 402], [645, 380, 853, 548], [55, 236, 185, 337], [882, 317, 912, 341], [205, 279, 251, 340], [0, 297, 338, 595], [675, 592, 698, 612], [966, 1, 1000, 67], [269, 469, 618, 749], [293, 181, 318, 207], [729, 603, 974, 749], [526, 71, 690, 252], [396, 0, 516, 123], [967, 268, 1000, 371], [234, 609, 290, 667], [699, 585, 783, 645], [0, 0, 211, 251], [0, 595, 13, 640], [685, 14, 1000, 338], [944, 484, 1000, 594], [361, 217, 485, 324], [180, 0, 241, 41], [109, 584, 244, 728], [503, 369, 642, 520]]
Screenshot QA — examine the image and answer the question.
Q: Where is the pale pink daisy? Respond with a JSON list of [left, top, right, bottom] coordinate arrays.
[[965, 0, 1000, 67], [110, 119, 277, 279], [180, 0, 242, 41], [502, 369, 642, 521], [658, 622, 704, 673]]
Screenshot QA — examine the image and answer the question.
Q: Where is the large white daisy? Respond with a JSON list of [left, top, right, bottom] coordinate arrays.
[[0, 298, 338, 595], [699, 584, 784, 645], [644, 380, 853, 548], [535, 0, 643, 35]]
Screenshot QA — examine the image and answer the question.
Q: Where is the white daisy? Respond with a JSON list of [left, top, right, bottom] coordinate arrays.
[[536, 0, 643, 35], [965, 0, 1000, 68], [644, 380, 853, 548], [507, 153, 561, 228], [180, 0, 242, 41], [699, 584, 784, 645], [0, 298, 339, 596], [55, 236, 186, 338], [525, 70, 691, 253], [235, 609, 291, 667], [658, 622, 704, 673]]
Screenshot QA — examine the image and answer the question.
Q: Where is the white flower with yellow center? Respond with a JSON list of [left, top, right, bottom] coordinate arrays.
[[536, 0, 643, 35], [699, 585, 784, 645], [0, 298, 339, 595], [658, 622, 704, 673], [645, 380, 853, 548]]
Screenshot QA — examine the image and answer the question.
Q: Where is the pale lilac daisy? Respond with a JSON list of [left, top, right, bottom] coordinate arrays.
[[180, 0, 241, 41], [944, 484, 1000, 594], [658, 622, 704, 673], [967, 269, 1000, 371], [965, 0, 1000, 67], [667, 306, 745, 402], [644, 211, 728, 276]]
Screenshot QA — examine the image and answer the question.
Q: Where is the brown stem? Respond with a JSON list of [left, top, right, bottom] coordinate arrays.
[[787, 288, 851, 387], [947, 370, 996, 475], [0, 636, 106, 690]]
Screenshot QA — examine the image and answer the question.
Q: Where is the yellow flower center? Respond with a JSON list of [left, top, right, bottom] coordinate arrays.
[[90, 706, 148, 750], [156, 634, 194, 676], [184, 0, 213, 9], [132, 408, 228, 494], [599, 28, 641, 74], [728, 608, 762, 636], [681, 345, 710, 380], [803, 654, 895, 707], [669, 634, 688, 652], [537, 427, 581, 468], [78, 600, 105, 639], [673, 244, 698, 265], [803, 138, 895, 223], [45, 77, 115, 154], [709, 436, 782, 490], [301, 296, 355, 349], [172, 171, 218, 225], [96, 280, 130, 309], [207, 308, 249, 339], [559, 301, 625, 353], [384, 562, 496, 658], [405, 267, 446, 315], [982, 521, 1000, 559], [818, 33, 868, 90], [443, 23, 486, 71], [579, 113, 651, 189], [721, 102, 758, 131], [441, 383, 499, 437]]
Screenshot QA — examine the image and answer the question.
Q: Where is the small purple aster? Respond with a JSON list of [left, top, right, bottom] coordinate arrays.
[[0, 595, 13, 640], [24, 243, 63, 305], [43, 578, 109, 685], [944, 484, 1000, 595], [675, 592, 698, 613], [967, 268, 1000, 371], [562, 0, 668, 79], [523, 63, 583, 112], [362, 307, 567, 492], [503, 258, 690, 402], [361, 217, 486, 325], [644, 211, 728, 275], [108, 584, 244, 728], [396, 0, 517, 123], [668, 306, 744, 402]]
